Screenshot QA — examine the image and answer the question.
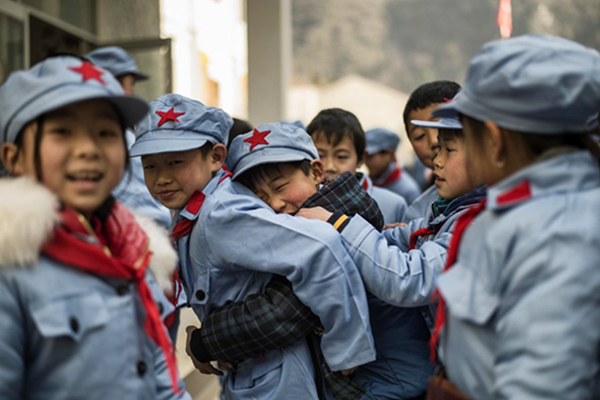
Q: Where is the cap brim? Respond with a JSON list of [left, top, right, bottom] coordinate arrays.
[[411, 117, 462, 130], [432, 101, 460, 119], [130, 136, 210, 157], [232, 149, 310, 179], [131, 72, 149, 82]]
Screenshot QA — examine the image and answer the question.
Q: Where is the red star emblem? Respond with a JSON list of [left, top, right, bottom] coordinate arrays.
[[155, 107, 186, 127], [244, 129, 271, 151], [69, 62, 105, 84]]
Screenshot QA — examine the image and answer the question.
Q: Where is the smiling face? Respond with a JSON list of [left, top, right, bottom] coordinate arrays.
[[142, 144, 225, 210], [407, 104, 442, 169], [311, 132, 360, 179], [245, 160, 324, 215], [432, 133, 473, 200], [2, 99, 126, 219]]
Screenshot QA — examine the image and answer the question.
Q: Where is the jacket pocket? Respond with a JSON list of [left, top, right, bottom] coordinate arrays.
[[231, 348, 284, 390], [189, 268, 210, 306], [437, 263, 499, 325], [30, 292, 109, 341]]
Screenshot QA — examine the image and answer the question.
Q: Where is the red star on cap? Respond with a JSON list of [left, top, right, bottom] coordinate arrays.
[[244, 128, 271, 151], [155, 107, 186, 127], [69, 62, 105, 84]]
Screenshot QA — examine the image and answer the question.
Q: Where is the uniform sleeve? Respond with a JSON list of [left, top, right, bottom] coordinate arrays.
[[0, 272, 26, 400], [340, 214, 450, 307], [491, 233, 600, 400], [202, 200, 376, 371], [192, 276, 319, 363], [382, 216, 428, 251]]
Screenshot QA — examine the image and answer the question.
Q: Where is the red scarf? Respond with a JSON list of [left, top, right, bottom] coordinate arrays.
[[374, 166, 402, 188], [42, 204, 181, 394], [429, 200, 486, 363], [408, 227, 436, 251]]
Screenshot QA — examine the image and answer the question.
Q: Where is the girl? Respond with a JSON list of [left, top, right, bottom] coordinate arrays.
[[0, 56, 190, 399], [431, 34, 600, 399]]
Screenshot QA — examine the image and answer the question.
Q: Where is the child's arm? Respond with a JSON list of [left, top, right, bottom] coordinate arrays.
[[188, 275, 319, 364], [202, 199, 376, 371], [298, 208, 451, 308]]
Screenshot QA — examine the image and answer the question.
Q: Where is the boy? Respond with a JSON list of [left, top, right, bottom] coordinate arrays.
[[402, 81, 460, 221], [306, 108, 408, 224], [365, 127, 421, 204], [190, 122, 433, 399], [131, 95, 375, 400], [297, 112, 485, 311]]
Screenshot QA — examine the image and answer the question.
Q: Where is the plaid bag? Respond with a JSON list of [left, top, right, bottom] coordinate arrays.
[[300, 171, 384, 232]]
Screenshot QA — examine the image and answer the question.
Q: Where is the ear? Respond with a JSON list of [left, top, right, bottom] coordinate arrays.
[[210, 143, 227, 171], [483, 120, 506, 167], [310, 159, 325, 184], [2, 142, 24, 176]]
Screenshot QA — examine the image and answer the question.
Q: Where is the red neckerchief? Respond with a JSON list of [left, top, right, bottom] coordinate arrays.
[[374, 165, 402, 188], [42, 204, 181, 394], [429, 200, 486, 363], [408, 226, 437, 251], [166, 168, 233, 323], [359, 173, 371, 192]]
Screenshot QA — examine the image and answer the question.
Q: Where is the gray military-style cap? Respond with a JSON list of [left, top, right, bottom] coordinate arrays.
[[130, 93, 233, 157], [365, 128, 400, 154], [0, 55, 149, 146], [434, 34, 600, 134], [228, 122, 318, 179], [86, 46, 149, 81]]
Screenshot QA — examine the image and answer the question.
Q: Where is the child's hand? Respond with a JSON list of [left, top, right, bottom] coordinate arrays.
[[185, 325, 223, 376], [296, 207, 333, 222], [340, 367, 358, 376]]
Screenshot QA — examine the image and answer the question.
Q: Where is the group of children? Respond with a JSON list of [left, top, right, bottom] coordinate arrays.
[[0, 33, 599, 400]]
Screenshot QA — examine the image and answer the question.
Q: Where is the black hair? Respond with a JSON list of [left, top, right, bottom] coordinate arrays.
[[228, 118, 254, 149], [403, 81, 461, 133], [306, 108, 365, 162], [438, 128, 464, 142], [198, 142, 215, 159], [238, 160, 312, 193], [460, 115, 600, 163]]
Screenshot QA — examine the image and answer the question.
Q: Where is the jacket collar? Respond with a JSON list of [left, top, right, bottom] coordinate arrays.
[[373, 161, 401, 186], [356, 172, 373, 194], [487, 150, 599, 211], [176, 168, 231, 222]]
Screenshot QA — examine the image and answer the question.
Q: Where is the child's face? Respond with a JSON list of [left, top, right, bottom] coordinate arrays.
[[252, 161, 323, 215], [3, 99, 125, 218], [407, 104, 442, 169], [142, 146, 225, 210], [365, 151, 394, 178], [312, 132, 360, 179], [432, 136, 473, 200]]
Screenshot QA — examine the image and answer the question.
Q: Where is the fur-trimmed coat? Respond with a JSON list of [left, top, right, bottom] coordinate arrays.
[[0, 177, 190, 400]]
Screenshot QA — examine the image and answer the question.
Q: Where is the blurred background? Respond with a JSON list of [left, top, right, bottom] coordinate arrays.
[[1, 0, 598, 397]]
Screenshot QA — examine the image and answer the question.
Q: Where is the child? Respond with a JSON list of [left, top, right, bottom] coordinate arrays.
[[132, 95, 376, 399], [429, 34, 600, 399], [297, 109, 486, 311], [194, 113, 488, 399], [307, 108, 408, 224], [0, 56, 189, 399], [87, 46, 172, 229], [192, 122, 432, 399], [365, 127, 421, 204], [402, 81, 460, 221]]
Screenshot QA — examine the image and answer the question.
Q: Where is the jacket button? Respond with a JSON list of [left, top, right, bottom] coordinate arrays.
[[195, 290, 206, 301], [137, 361, 147, 377], [158, 303, 164, 314], [116, 285, 129, 296], [69, 317, 79, 333]]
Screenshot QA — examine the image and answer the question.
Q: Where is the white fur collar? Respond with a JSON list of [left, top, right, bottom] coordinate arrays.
[[0, 177, 176, 293]]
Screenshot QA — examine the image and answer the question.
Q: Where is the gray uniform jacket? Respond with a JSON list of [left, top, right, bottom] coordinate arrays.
[[0, 178, 189, 400], [439, 150, 600, 400]]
